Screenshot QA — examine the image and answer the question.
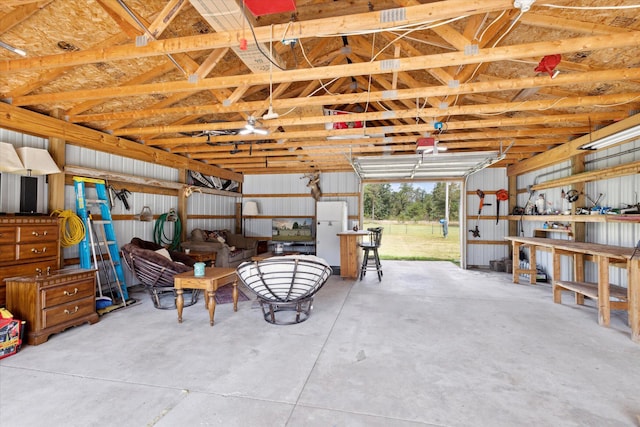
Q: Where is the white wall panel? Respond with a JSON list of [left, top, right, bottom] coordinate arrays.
[[243, 172, 360, 239]]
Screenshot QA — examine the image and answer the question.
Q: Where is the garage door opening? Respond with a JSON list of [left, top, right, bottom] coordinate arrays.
[[362, 182, 461, 264]]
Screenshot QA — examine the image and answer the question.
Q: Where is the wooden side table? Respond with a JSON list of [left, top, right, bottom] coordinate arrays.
[[173, 267, 238, 326], [184, 250, 217, 266]]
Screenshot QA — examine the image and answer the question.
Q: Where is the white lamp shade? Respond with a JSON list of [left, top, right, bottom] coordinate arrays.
[[243, 201, 259, 216], [15, 146, 61, 175], [0, 142, 25, 172]]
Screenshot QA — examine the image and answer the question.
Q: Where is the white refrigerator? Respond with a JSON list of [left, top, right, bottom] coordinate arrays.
[[316, 201, 348, 268]]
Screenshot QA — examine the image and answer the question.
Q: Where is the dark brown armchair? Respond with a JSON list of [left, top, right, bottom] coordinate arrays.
[[121, 238, 199, 309]]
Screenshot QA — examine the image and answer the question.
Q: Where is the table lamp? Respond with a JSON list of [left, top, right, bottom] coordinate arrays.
[[0, 143, 61, 213], [243, 201, 259, 236]]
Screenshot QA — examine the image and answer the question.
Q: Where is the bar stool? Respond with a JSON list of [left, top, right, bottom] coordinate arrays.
[[359, 227, 383, 281]]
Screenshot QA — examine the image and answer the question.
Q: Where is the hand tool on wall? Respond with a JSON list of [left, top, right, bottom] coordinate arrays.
[[519, 185, 535, 235], [583, 192, 603, 208], [495, 189, 509, 224], [115, 188, 131, 210], [469, 189, 491, 238], [107, 185, 117, 210]]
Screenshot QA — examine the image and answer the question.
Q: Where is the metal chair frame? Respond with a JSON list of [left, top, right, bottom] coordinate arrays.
[[122, 241, 200, 309], [236, 255, 332, 324]]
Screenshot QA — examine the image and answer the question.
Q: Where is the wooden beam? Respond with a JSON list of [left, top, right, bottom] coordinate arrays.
[[507, 113, 640, 176], [13, 29, 640, 106], [0, 102, 243, 182], [64, 165, 240, 198], [109, 90, 639, 139], [0, 0, 516, 73], [67, 67, 640, 124]]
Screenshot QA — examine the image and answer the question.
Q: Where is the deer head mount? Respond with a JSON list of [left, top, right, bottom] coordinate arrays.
[[302, 172, 322, 201]]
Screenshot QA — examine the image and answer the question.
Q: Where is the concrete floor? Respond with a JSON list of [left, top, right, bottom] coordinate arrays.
[[1, 261, 639, 426]]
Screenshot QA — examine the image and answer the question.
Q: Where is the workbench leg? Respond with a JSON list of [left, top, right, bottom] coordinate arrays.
[[529, 245, 537, 285], [511, 241, 520, 284], [629, 260, 640, 343], [597, 256, 610, 327], [552, 248, 562, 303], [574, 253, 585, 305]]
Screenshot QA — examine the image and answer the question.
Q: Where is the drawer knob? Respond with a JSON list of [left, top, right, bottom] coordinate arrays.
[[31, 247, 47, 254], [31, 230, 48, 236], [64, 288, 79, 296], [64, 306, 79, 315]]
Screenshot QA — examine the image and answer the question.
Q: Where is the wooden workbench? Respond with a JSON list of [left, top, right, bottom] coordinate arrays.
[[505, 236, 639, 343]]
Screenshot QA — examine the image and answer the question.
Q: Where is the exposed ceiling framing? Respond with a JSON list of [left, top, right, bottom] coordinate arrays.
[[1, 0, 640, 179]]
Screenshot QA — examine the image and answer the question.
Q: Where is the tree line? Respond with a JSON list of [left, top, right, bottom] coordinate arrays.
[[363, 182, 460, 222]]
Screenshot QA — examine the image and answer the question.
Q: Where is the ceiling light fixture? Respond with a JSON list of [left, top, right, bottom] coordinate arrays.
[[0, 40, 26, 56], [240, 117, 269, 136], [579, 123, 640, 150]]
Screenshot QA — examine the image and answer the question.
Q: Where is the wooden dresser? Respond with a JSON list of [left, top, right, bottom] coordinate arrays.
[[0, 216, 61, 307], [5, 268, 99, 345]]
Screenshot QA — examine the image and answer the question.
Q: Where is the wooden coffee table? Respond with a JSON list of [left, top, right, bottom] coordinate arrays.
[[173, 267, 238, 326]]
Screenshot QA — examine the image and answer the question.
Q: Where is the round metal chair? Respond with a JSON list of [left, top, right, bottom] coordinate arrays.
[[236, 255, 332, 324], [121, 238, 200, 309]]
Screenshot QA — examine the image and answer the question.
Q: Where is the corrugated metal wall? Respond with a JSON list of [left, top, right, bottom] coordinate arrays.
[[465, 167, 510, 267], [514, 137, 640, 288], [242, 172, 361, 238], [3, 126, 638, 282], [1, 131, 241, 285]]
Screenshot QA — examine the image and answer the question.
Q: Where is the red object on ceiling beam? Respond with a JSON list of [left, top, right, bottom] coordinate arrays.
[[244, 0, 296, 17]]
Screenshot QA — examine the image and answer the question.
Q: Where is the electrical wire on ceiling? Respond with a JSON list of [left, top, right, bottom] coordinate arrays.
[[115, 0, 188, 78], [241, 7, 286, 71], [540, 3, 640, 10], [370, 15, 469, 62]]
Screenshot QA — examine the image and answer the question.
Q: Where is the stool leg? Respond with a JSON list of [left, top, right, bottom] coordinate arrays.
[[373, 248, 382, 281], [360, 248, 369, 280]]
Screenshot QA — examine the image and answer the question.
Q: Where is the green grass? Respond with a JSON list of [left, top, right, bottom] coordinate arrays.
[[363, 221, 460, 264]]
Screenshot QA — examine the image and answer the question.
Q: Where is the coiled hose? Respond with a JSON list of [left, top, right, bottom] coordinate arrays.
[[153, 211, 182, 250], [51, 209, 85, 247]]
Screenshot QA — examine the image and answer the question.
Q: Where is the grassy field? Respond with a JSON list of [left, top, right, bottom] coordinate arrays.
[[363, 221, 460, 264]]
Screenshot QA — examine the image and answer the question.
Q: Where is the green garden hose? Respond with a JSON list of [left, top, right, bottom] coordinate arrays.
[[153, 210, 182, 250]]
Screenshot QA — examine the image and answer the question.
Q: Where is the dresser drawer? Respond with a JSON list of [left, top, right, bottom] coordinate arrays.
[[0, 245, 17, 262], [42, 278, 95, 308], [0, 260, 58, 278], [0, 260, 59, 307], [0, 227, 16, 244], [17, 225, 58, 243], [42, 295, 96, 329], [17, 242, 58, 261]]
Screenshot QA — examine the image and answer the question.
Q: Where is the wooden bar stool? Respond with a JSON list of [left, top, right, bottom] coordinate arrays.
[[359, 227, 383, 281]]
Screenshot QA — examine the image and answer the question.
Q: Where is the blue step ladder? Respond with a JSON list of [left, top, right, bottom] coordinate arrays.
[[74, 177, 129, 302]]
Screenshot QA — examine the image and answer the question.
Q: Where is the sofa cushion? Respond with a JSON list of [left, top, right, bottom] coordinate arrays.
[[190, 229, 206, 241]]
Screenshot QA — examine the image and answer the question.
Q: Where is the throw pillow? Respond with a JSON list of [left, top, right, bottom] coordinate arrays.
[[203, 229, 227, 242], [155, 248, 172, 260]]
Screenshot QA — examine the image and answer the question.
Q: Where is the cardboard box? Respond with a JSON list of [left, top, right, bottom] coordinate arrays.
[[0, 308, 24, 360]]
